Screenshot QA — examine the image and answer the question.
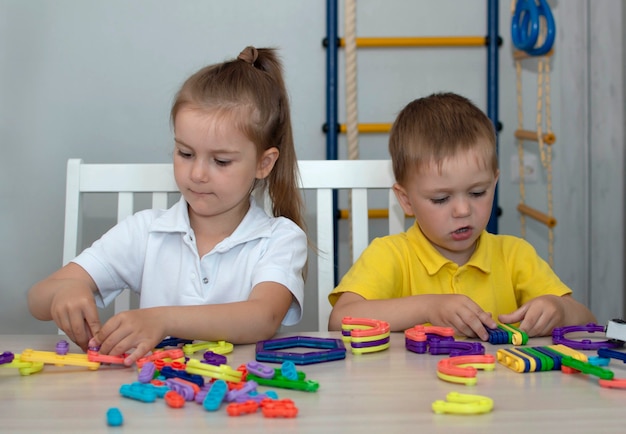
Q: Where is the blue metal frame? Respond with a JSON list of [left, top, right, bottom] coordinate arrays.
[[325, 0, 500, 277]]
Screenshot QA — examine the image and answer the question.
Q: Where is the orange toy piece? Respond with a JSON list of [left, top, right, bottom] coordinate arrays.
[[136, 349, 185, 368], [226, 400, 259, 416], [261, 399, 298, 418], [164, 390, 185, 408]]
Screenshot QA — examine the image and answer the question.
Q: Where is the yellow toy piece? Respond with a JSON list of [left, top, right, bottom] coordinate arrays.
[[185, 359, 242, 383], [432, 392, 494, 415], [436, 371, 477, 386], [182, 341, 233, 356], [496, 348, 528, 373], [19, 349, 100, 370], [548, 344, 588, 362], [1, 353, 45, 376]]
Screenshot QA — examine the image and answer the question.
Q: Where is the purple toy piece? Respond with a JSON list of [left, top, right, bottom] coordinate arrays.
[[246, 361, 275, 379], [428, 340, 485, 356], [256, 336, 346, 365], [0, 351, 14, 365], [405, 339, 428, 354], [349, 336, 390, 349], [202, 351, 227, 366], [56, 340, 70, 355], [552, 323, 625, 350], [138, 361, 156, 383]]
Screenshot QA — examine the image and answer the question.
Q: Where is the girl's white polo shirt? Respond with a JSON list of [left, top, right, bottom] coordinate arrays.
[[72, 196, 306, 326]]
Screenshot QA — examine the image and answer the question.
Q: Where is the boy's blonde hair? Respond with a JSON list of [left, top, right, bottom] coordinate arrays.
[[389, 92, 497, 185]]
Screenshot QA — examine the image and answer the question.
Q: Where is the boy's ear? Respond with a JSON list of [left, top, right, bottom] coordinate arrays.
[[392, 182, 415, 217], [256, 147, 279, 179]]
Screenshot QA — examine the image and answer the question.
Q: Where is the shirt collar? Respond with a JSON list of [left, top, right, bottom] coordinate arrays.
[[407, 223, 492, 275], [149, 196, 274, 250]]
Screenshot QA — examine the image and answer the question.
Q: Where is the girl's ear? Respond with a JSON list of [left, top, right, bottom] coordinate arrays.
[[256, 147, 279, 179], [392, 182, 416, 217]]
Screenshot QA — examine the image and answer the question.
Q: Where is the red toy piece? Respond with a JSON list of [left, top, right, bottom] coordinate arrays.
[[226, 400, 259, 416], [261, 398, 298, 418], [164, 390, 185, 408]]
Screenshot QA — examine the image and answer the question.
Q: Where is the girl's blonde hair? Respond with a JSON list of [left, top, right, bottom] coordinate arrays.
[[170, 46, 305, 233], [389, 92, 498, 185]]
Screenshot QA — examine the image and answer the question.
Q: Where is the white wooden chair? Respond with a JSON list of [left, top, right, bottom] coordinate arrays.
[[62, 158, 404, 332]]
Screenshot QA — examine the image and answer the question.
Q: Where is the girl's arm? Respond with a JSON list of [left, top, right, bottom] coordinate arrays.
[[27, 263, 102, 351], [329, 291, 497, 340], [90, 281, 294, 366]]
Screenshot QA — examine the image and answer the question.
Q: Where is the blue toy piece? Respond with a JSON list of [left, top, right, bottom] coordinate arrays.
[[256, 336, 346, 365], [281, 361, 298, 380], [203, 379, 227, 411], [106, 407, 123, 426], [119, 384, 157, 403]]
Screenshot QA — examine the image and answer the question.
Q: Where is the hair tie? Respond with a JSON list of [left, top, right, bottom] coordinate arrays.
[[237, 46, 259, 66]]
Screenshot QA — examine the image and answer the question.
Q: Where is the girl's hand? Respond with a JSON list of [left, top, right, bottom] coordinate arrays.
[[50, 283, 101, 352], [498, 295, 566, 337], [89, 307, 166, 366], [425, 294, 497, 341]]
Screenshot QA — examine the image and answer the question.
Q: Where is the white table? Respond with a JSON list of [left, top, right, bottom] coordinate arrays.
[[1, 333, 624, 433]]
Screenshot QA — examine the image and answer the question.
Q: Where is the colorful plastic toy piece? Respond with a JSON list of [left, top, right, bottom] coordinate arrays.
[[55, 340, 70, 355], [165, 378, 200, 401], [247, 369, 319, 392], [496, 348, 531, 373], [261, 398, 298, 418], [160, 365, 205, 388], [182, 340, 234, 356], [486, 327, 510, 344], [138, 361, 157, 383], [280, 361, 298, 381], [106, 407, 123, 427], [599, 378, 626, 389], [256, 336, 346, 365], [119, 383, 157, 403], [0, 353, 44, 376], [597, 348, 626, 364], [547, 344, 588, 362], [185, 359, 243, 383], [437, 355, 496, 378], [203, 379, 228, 411], [560, 356, 614, 380], [155, 336, 194, 348], [226, 380, 258, 402], [432, 392, 494, 415], [246, 361, 275, 379], [552, 323, 624, 350], [428, 340, 485, 357], [136, 348, 185, 368], [341, 317, 391, 337], [498, 323, 529, 345], [203, 351, 227, 366], [227, 400, 259, 416], [20, 348, 100, 370], [86, 349, 129, 365], [0, 351, 15, 365], [165, 390, 186, 408]]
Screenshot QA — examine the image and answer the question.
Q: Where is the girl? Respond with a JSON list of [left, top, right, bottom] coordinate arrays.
[[28, 46, 308, 366]]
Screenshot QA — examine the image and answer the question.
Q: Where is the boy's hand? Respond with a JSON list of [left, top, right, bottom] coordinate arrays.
[[50, 284, 101, 352], [498, 295, 565, 337], [426, 294, 497, 341], [89, 307, 166, 366]]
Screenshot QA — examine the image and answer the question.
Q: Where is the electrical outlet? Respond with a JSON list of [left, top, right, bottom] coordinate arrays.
[[510, 154, 539, 183]]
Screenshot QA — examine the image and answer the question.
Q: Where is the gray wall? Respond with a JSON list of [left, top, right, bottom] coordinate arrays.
[[1, 0, 623, 334]]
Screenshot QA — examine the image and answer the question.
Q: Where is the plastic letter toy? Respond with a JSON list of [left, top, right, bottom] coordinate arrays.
[[432, 392, 494, 415]]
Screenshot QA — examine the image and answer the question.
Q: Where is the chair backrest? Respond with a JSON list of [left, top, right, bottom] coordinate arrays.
[[63, 158, 403, 331]]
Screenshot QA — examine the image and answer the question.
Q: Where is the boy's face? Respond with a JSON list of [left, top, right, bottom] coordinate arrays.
[[393, 145, 499, 265]]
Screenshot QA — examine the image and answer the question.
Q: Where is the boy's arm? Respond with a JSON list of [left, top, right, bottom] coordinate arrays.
[[90, 281, 294, 365], [498, 294, 597, 337], [329, 291, 497, 340]]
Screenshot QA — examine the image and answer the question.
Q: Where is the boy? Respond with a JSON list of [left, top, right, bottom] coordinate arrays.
[[328, 92, 595, 340]]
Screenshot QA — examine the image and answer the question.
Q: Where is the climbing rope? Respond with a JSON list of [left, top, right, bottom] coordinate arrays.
[[512, 0, 556, 266]]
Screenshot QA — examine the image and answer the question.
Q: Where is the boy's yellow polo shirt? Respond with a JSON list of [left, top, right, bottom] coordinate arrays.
[[328, 223, 572, 318]]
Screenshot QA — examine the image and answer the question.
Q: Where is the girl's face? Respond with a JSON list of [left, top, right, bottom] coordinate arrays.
[[393, 146, 499, 265], [173, 107, 277, 228]]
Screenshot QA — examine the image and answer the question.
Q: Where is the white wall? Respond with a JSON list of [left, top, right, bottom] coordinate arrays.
[[0, 0, 623, 334]]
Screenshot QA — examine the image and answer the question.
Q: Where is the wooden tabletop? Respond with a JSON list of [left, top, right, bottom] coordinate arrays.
[[0, 332, 624, 433]]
